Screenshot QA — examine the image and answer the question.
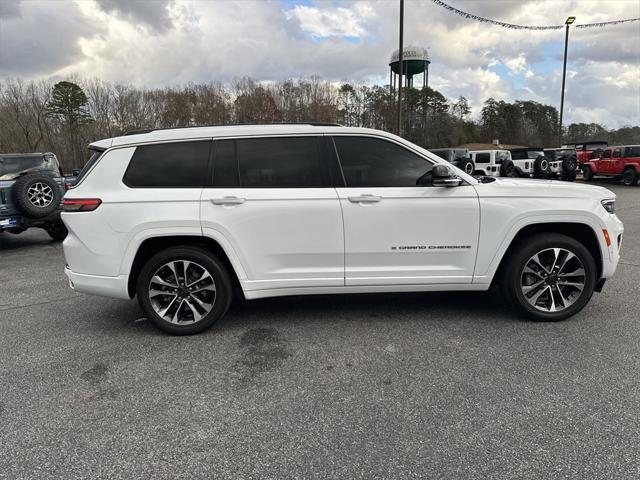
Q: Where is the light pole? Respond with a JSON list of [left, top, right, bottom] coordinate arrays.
[[558, 16, 575, 146], [397, 0, 404, 136]]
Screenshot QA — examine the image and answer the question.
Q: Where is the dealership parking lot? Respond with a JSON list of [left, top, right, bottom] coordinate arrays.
[[1, 181, 639, 479]]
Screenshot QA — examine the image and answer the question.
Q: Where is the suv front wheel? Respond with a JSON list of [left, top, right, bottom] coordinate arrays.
[[136, 246, 232, 335], [501, 234, 596, 321]]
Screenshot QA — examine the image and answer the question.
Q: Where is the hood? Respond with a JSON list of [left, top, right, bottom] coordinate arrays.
[[474, 177, 615, 200]]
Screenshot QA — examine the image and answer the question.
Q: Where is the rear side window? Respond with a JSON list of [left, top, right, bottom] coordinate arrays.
[[625, 146, 640, 157], [333, 136, 432, 187], [475, 153, 490, 163], [602, 150, 611, 158], [236, 137, 324, 188], [124, 141, 211, 188]]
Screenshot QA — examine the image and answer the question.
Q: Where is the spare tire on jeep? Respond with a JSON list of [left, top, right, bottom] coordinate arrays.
[[12, 174, 61, 218], [455, 158, 475, 175], [533, 155, 550, 176], [561, 155, 578, 175]]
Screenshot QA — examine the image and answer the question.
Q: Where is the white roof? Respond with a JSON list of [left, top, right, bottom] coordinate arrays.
[[90, 124, 399, 150]]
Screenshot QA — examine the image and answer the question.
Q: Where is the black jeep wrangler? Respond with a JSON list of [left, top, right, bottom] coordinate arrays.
[[0, 152, 72, 240]]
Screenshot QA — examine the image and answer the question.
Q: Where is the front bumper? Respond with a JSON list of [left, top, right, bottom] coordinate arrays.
[[601, 214, 624, 279], [64, 266, 131, 300]]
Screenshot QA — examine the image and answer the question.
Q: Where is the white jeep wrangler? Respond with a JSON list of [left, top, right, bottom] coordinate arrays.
[[469, 149, 535, 177], [62, 125, 623, 334]]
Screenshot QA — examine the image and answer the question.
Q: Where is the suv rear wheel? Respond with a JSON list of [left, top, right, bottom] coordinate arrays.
[[501, 233, 596, 321], [136, 246, 232, 335], [582, 165, 594, 182]]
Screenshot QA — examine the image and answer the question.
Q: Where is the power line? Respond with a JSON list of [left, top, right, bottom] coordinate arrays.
[[431, 0, 640, 30]]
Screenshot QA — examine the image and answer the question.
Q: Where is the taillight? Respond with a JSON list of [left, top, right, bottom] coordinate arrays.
[[62, 198, 102, 212], [64, 183, 74, 191], [525, 162, 530, 169]]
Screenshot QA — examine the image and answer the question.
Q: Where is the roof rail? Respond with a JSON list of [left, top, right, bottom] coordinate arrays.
[[122, 122, 342, 136]]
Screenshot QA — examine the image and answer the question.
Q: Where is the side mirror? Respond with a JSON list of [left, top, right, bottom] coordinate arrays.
[[432, 164, 462, 187]]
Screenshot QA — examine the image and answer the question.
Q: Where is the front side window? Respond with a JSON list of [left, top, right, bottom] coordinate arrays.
[[602, 150, 611, 159], [124, 140, 211, 188], [333, 136, 433, 187], [236, 137, 323, 188]]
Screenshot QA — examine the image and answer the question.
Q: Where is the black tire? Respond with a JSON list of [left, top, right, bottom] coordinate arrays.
[[561, 155, 578, 175], [456, 158, 475, 175], [500, 159, 515, 177], [622, 168, 638, 186], [45, 221, 67, 241], [136, 246, 232, 335], [561, 171, 577, 182], [12, 174, 61, 218], [582, 165, 594, 182], [533, 155, 550, 176], [501, 233, 597, 322]]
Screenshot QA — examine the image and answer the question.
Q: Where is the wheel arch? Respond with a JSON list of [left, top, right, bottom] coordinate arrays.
[[490, 222, 603, 287], [127, 235, 244, 298]]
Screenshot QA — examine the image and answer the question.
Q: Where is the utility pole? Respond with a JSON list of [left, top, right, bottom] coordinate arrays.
[[397, 0, 404, 136], [559, 16, 575, 145]]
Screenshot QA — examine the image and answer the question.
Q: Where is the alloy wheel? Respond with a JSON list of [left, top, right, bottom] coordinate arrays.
[[148, 260, 217, 324], [520, 248, 586, 313], [27, 182, 54, 207]]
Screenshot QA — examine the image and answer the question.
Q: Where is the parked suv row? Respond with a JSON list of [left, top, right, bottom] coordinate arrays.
[[62, 125, 623, 334]]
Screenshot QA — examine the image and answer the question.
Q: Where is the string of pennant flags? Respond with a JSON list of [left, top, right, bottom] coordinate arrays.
[[431, 0, 640, 30]]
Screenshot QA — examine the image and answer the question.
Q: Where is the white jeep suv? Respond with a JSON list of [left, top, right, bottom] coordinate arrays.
[[62, 125, 623, 334]]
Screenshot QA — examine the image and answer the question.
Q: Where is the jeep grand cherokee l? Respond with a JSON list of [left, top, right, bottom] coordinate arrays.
[[61, 125, 624, 334]]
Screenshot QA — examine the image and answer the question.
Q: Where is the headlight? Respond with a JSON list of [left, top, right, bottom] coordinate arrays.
[[601, 199, 616, 214]]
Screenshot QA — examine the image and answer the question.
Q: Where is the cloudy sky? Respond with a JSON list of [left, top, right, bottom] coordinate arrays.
[[1, 0, 639, 127]]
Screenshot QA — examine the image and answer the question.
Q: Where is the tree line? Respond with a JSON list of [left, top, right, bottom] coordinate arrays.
[[0, 77, 637, 170]]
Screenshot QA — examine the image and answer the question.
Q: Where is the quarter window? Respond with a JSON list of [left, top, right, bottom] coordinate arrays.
[[236, 137, 323, 188], [333, 136, 433, 187], [124, 141, 211, 188], [625, 146, 640, 157], [475, 153, 490, 163]]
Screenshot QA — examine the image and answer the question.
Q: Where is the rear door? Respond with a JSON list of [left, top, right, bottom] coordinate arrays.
[[332, 135, 480, 286], [200, 136, 344, 292]]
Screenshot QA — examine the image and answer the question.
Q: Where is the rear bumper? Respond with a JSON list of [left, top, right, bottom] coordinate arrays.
[[64, 266, 131, 300]]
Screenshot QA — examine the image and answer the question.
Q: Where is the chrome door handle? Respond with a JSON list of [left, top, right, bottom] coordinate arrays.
[[348, 195, 381, 203], [211, 196, 246, 205]]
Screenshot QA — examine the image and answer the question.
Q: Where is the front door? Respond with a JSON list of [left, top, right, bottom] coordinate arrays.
[[332, 135, 480, 286]]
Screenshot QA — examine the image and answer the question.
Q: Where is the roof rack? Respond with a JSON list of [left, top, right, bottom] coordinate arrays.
[[123, 122, 342, 136]]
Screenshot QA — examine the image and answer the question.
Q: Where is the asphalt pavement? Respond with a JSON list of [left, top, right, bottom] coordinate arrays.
[[1, 181, 639, 479]]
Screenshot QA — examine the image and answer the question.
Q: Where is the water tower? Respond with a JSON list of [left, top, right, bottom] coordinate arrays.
[[389, 46, 430, 89]]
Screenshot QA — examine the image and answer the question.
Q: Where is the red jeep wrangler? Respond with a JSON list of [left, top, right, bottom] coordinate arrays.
[[563, 140, 608, 165], [582, 145, 640, 186]]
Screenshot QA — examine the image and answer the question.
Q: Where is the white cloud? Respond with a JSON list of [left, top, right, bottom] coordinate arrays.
[[285, 2, 376, 39], [0, 0, 638, 128]]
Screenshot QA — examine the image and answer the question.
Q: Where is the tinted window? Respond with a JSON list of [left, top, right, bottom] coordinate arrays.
[[124, 141, 211, 188], [0, 154, 56, 180], [334, 136, 433, 187], [613, 149, 622, 158], [475, 153, 490, 163], [625, 146, 640, 157], [602, 150, 611, 158], [212, 140, 239, 187], [74, 149, 104, 184], [237, 137, 323, 188]]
